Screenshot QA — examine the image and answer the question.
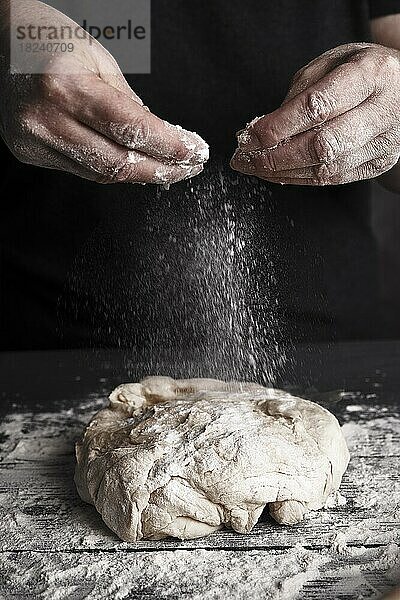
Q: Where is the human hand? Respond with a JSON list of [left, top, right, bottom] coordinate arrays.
[[231, 43, 400, 186], [0, 0, 208, 184]]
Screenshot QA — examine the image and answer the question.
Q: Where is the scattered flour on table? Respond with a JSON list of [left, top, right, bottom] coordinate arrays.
[[1, 396, 400, 598], [2, 543, 400, 599], [1, 545, 328, 600]]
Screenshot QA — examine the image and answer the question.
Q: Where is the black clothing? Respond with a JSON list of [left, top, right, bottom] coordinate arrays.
[[0, 1, 398, 363]]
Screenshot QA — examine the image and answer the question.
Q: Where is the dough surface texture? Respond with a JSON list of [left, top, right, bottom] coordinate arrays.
[[75, 377, 350, 541]]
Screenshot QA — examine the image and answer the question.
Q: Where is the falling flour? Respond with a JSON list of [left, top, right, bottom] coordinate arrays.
[[140, 169, 289, 385], [60, 166, 289, 384]]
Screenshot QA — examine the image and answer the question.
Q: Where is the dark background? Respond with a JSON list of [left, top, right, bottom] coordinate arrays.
[[1, 0, 400, 354], [371, 183, 400, 338]]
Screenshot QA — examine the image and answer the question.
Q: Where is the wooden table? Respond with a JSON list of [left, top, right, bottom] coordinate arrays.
[[1, 342, 400, 599]]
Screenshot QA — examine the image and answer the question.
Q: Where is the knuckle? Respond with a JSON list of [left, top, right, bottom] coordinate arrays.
[[389, 127, 400, 146], [369, 157, 385, 173], [305, 90, 336, 125], [373, 130, 398, 153], [311, 128, 344, 163], [95, 154, 138, 184], [108, 160, 137, 184]]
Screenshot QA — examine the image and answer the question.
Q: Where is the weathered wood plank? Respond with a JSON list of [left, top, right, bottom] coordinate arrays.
[[1, 345, 400, 599], [1, 456, 399, 552], [2, 544, 400, 600], [1, 401, 399, 552]]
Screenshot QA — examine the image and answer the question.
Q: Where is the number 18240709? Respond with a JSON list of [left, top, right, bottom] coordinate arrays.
[[18, 42, 74, 53]]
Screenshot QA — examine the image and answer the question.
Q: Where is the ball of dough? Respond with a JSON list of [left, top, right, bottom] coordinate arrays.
[[74, 377, 349, 541]]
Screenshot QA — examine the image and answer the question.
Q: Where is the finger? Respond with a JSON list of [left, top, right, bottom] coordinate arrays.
[[27, 109, 204, 184], [237, 128, 400, 182], [12, 135, 132, 182], [43, 71, 209, 165], [46, 149, 202, 185], [232, 100, 391, 174], [259, 154, 399, 186], [11, 137, 103, 180], [36, 147, 114, 182], [239, 57, 377, 151]]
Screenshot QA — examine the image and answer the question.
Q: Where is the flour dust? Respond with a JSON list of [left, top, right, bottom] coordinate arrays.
[[141, 169, 287, 384], [58, 168, 288, 385]]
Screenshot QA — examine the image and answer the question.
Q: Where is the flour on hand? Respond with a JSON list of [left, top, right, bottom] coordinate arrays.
[[75, 377, 350, 541]]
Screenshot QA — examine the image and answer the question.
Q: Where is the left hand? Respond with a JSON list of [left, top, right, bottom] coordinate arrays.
[[231, 43, 400, 185]]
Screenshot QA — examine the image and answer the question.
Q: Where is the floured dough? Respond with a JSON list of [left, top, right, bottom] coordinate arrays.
[[75, 377, 349, 541]]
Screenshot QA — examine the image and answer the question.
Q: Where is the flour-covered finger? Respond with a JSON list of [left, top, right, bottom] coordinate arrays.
[[40, 149, 116, 181], [248, 128, 400, 182], [76, 79, 209, 165], [9, 138, 106, 181], [260, 154, 400, 186], [23, 110, 204, 184], [48, 148, 203, 185], [232, 99, 393, 176], [238, 58, 377, 152], [43, 70, 209, 165]]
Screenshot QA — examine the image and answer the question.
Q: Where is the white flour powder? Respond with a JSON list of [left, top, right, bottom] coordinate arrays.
[[1, 392, 400, 598]]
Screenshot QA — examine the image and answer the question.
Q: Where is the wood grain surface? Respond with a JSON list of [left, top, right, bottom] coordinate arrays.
[[1, 342, 400, 598]]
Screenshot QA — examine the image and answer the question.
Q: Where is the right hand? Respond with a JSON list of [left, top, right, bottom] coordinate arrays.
[[0, 0, 209, 184]]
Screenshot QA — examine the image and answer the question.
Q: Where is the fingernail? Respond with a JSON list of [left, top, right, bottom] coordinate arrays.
[[230, 149, 256, 173]]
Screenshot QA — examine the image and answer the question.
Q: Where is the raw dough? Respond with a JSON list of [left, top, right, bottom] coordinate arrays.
[[75, 377, 349, 541]]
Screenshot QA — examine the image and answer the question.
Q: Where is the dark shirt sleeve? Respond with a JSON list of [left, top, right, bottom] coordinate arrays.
[[369, 1, 400, 19]]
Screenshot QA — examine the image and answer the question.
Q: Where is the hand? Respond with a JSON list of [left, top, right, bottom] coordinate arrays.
[[231, 43, 400, 186], [0, 0, 208, 185]]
